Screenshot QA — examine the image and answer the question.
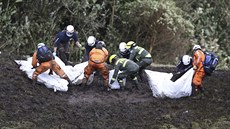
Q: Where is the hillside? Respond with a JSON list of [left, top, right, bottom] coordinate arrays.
[[0, 53, 230, 129]]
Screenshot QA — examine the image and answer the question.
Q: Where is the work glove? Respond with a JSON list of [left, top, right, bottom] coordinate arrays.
[[110, 80, 115, 85], [31, 66, 38, 69], [48, 69, 53, 75], [193, 65, 197, 70], [76, 42, 82, 48], [99, 41, 106, 47], [53, 52, 56, 56]]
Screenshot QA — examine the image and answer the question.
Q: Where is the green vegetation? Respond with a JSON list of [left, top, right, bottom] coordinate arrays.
[[0, 0, 229, 69]]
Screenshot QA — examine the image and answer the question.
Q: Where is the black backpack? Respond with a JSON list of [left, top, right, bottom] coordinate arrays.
[[37, 46, 54, 63], [203, 52, 218, 75]]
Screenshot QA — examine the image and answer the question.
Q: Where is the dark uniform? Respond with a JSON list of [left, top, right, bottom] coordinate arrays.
[[176, 56, 193, 73], [117, 50, 130, 59], [171, 56, 193, 82], [129, 46, 153, 80], [53, 31, 79, 64], [110, 58, 139, 89]]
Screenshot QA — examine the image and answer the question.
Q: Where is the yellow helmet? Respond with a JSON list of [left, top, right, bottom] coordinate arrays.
[[126, 41, 136, 49], [109, 54, 117, 64]]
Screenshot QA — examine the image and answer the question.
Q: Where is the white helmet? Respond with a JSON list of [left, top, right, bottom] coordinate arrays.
[[87, 36, 96, 46], [119, 42, 127, 52], [182, 55, 191, 65], [193, 44, 201, 51], [37, 43, 45, 48], [66, 25, 74, 37]]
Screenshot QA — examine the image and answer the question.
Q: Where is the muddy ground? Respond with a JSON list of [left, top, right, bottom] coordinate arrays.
[[0, 53, 230, 129]]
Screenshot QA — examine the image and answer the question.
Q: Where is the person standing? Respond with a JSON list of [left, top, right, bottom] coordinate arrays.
[[192, 44, 206, 93], [82, 42, 110, 91], [32, 43, 70, 82], [53, 25, 82, 65]]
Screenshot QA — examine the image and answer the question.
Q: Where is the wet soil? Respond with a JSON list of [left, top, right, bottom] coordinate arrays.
[[0, 53, 230, 129]]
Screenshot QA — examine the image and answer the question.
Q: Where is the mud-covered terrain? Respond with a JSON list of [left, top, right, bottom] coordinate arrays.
[[0, 53, 230, 129]]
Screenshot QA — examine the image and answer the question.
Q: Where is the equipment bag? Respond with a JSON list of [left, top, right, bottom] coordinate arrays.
[[37, 46, 54, 63], [203, 52, 218, 75]]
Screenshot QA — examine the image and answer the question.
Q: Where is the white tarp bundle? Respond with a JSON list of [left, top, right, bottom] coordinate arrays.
[[15, 57, 86, 92], [145, 68, 194, 99], [15, 57, 121, 92], [15, 57, 194, 98]]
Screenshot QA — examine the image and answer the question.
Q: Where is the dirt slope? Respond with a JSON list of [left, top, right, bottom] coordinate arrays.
[[0, 53, 230, 129]]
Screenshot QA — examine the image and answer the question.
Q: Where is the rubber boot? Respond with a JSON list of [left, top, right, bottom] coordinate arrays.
[[198, 86, 205, 93], [139, 69, 146, 82], [132, 77, 139, 90], [103, 79, 110, 91], [81, 77, 88, 86], [118, 79, 125, 90]]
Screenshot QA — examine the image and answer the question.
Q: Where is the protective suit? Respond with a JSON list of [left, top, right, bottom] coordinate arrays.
[[83, 43, 109, 89], [32, 44, 69, 81], [192, 49, 205, 89]]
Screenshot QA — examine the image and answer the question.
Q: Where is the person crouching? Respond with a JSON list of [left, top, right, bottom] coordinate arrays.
[[32, 43, 70, 83], [82, 42, 110, 91]]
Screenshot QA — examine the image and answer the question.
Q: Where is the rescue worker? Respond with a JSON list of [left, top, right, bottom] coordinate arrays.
[[192, 44, 206, 93], [82, 42, 110, 91], [32, 43, 70, 82], [109, 54, 139, 90], [83, 36, 106, 62], [53, 25, 82, 65], [117, 42, 130, 59], [126, 41, 153, 81], [176, 55, 193, 72], [171, 55, 193, 82]]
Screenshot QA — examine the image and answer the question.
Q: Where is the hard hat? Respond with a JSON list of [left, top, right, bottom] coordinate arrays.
[[119, 42, 127, 52], [37, 43, 45, 48], [126, 41, 136, 49], [66, 25, 74, 37], [109, 54, 117, 64], [87, 36, 96, 46], [99, 41, 106, 47], [193, 44, 201, 51], [182, 55, 191, 65]]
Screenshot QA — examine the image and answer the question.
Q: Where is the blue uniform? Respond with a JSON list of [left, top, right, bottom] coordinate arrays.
[[54, 31, 78, 48], [53, 31, 79, 64]]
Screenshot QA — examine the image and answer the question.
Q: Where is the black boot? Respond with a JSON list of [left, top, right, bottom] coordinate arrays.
[[199, 86, 205, 93], [103, 79, 111, 91], [139, 69, 147, 82], [118, 79, 125, 90], [132, 77, 139, 90], [81, 77, 88, 86]]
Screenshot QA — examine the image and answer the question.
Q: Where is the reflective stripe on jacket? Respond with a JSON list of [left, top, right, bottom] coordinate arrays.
[[129, 46, 151, 62]]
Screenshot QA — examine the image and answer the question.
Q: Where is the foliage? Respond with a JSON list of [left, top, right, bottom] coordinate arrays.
[[114, 0, 194, 63], [175, 0, 230, 69], [0, 0, 229, 68]]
